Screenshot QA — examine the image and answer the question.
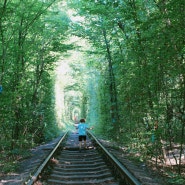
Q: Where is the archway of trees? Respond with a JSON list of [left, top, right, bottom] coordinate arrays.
[[0, 0, 184, 183]]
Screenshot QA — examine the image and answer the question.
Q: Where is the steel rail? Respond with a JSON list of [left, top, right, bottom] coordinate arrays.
[[24, 131, 68, 185], [88, 131, 142, 185]]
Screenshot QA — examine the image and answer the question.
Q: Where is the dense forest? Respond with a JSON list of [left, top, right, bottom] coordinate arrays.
[[0, 0, 184, 184]]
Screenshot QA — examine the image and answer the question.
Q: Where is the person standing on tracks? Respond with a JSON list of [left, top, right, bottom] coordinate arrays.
[[76, 118, 93, 151]]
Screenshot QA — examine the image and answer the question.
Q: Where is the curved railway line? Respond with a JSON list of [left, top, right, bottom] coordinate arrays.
[[24, 131, 159, 185]]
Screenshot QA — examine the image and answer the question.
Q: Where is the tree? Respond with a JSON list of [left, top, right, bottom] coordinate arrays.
[[67, 0, 185, 177], [0, 0, 71, 150]]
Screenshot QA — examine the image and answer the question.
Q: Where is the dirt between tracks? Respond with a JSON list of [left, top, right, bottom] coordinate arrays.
[[0, 134, 171, 185]]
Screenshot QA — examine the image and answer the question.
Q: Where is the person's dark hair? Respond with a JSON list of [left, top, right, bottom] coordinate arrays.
[[80, 118, 85, 123]]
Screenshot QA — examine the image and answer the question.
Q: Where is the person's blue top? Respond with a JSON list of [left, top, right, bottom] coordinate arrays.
[[0, 85, 2, 93], [77, 123, 89, 135]]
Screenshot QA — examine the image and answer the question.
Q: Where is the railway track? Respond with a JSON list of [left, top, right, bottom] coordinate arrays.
[[25, 131, 142, 185]]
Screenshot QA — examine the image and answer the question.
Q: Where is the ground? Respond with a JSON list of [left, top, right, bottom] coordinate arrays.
[[0, 136, 61, 185], [0, 134, 184, 185]]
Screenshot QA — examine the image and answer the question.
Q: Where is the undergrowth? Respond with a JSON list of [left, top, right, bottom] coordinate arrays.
[[0, 149, 31, 174]]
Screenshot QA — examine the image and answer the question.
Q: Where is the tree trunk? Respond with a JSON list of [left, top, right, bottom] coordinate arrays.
[[101, 25, 119, 133]]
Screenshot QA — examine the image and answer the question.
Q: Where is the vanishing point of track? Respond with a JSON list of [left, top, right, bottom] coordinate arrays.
[[24, 131, 142, 185]]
